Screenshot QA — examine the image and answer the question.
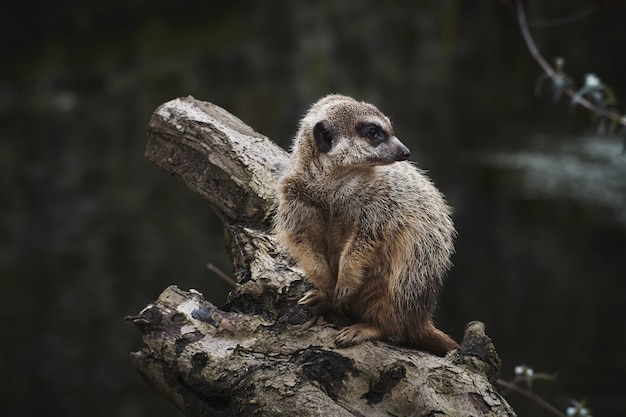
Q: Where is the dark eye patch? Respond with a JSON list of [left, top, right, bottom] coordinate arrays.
[[358, 123, 388, 144]]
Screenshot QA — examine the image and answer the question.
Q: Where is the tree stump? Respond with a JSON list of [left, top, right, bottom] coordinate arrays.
[[127, 96, 516, 417]]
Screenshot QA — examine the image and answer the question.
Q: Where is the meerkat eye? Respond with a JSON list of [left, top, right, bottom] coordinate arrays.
[[361, 124, 387, 144]]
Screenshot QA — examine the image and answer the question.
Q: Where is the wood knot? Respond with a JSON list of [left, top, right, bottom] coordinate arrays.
[[453, 321, 502, 384]]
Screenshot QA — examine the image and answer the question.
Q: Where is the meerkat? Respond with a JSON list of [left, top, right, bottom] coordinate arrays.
[[274, 95, 458, 356]]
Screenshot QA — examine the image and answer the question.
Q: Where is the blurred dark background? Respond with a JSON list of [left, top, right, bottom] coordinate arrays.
[[2, 1, 625, 416]]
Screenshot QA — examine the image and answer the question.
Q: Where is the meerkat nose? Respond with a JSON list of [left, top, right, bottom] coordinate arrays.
[[397, 146, 411, 161], [391, 137, 411, 161]]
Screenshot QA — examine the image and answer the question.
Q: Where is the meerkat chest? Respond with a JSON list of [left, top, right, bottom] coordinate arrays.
[[334, 175, 361, 197], [328, 168, 380, 203], [293, 167, 387, 230], [324, 174, 385, 236]]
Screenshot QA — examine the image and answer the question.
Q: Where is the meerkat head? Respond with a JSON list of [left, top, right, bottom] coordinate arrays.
[[293, 95, 411, 169]]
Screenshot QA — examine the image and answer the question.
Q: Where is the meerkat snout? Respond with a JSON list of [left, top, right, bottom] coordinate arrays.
[[393, 138, 411, 161]]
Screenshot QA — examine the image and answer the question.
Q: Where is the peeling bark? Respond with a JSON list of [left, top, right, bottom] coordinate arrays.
[[129, 96, 516, 417]]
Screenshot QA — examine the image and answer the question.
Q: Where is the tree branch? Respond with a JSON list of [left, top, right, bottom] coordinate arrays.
[[129, 96, 517, 417]]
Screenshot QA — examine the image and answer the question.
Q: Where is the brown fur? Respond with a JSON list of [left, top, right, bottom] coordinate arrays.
[[274, 95, 458, 356]]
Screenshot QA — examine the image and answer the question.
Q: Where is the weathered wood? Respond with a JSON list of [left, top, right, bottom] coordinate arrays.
[[145, 96, 289, 227], [130, 96, 516, 417]]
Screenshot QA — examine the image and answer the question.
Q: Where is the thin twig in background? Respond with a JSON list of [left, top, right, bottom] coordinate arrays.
[[515, 0, 625, 126], [497, 379, 565, 417], [206, 263, 237, 287]]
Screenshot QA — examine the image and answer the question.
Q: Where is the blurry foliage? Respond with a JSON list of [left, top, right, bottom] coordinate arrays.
[[499, 365, 592, 417], [515, 0, 626, 142]]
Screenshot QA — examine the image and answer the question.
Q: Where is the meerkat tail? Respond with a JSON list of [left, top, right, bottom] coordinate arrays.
[[415, 322, 459, 356]]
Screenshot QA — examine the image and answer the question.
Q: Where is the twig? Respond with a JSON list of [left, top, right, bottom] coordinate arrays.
[[515, 0, 625, 126], [497, 378, 565, 417], [206, 263, 237, 287]]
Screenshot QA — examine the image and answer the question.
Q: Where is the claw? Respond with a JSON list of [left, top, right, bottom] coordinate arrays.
[[298, 289, 331, 315], [298, 290, 319, 306], [334, 323, 382, 347]]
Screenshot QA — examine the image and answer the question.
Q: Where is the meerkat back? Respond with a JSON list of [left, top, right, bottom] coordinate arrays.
[[274, 95, 457, 356]]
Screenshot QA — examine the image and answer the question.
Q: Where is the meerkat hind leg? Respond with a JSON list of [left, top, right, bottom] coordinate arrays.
[[335, 323, 382, 347]]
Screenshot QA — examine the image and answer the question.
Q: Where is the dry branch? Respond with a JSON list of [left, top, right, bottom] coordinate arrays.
[[128, 96, 516, 417]]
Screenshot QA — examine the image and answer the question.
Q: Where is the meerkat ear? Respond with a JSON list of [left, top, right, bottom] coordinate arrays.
[[313, 121, 333, 153]]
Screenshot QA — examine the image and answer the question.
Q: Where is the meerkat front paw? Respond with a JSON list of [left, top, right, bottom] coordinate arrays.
[[298, 289, 331, 315], [335, 323, 383, 347], [332, 285, 356, 311]]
